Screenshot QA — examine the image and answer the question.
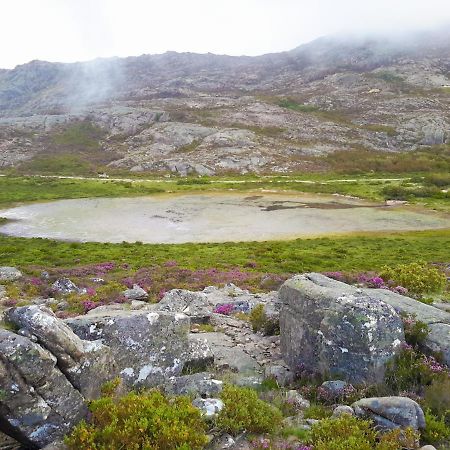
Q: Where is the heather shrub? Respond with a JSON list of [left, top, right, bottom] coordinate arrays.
[[249, 304, 280, 335], [217, 385, 283, 435], [385, 345, 449, 393], [64, 390, 208, 450], [421, 409, 450, 446], [423, 377, 450, 419], [380, 262, 446, 296], [402, 314, 430, 347], [303, 403, 333, 420], [309, 415, 419, 450]]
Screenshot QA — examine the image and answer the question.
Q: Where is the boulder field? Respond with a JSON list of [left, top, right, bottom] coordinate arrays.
[[0, 271, 449, 448]]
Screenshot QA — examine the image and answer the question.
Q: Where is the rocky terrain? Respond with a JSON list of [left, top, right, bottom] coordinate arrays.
[[0, 266, 449, 449], [0, 27, 449, 174]]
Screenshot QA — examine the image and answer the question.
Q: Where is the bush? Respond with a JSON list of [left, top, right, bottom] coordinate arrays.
[[380, 262, 446, 296], [309, 415, 419, 450], [423, 377, 450, 419], [402, 315, 430, 347], [385, 345, 448, 393], [249, 304, 280, 335], [422, 409, 450, 446], [216, 384, 283, 435], [303, 403, 333, 420], [64, 390, 208, 450]]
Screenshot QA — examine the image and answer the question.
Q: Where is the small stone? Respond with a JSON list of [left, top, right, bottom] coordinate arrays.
[[333, 405, 355, 417], [52, 278, 79, 295], [264, 364, 294, 387], [321, 380, 349, 396], [419, 446, 437, 450], [192, 398, 224, 418], [123, 284, 148, 300]]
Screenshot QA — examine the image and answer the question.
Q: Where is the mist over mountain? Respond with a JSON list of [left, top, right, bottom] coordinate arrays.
[[0, 26, 449, 174]]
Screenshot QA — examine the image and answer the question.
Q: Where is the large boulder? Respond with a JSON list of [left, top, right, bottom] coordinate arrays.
[[6, 305, 117, 399], [0, 267, 22, 282], [279, 274, 405, 384], [66, 310, 192, 388], [352, 397, 426, 430], [0, 329, 87, 448]]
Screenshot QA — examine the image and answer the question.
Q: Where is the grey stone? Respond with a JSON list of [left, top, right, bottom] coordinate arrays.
[[195, 332, 260, 375], [6, 305, 117, 399], [0, 329, 87, 448], [419, 446, 437, 450], [264, 364, 295, 387], [158, 289, 211, 323], [279, 274, 405, 384], [352, 397, 426, 430], [321, 380, 350, 396], [51, 278, 79, 295], [182, 335, 215, 372], [165, 372, 223, 398], [123, 284, 148, 300], [66, 310, 191, 388], [192, 398, 224, 418], [285, 390, 310, 410], [332, 405, 355, 417], [0, 267, 22, 282]]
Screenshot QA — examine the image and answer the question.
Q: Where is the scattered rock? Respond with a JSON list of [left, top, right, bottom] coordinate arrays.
[[419, 446, 437, 450], [285, 390, 310, 410], [264, 364, 295, 387], [0, 267, 22, 282], [321, 380, 350, 396], [123, 284, 148, 300], [165, 372, 223, 398], [332, 405, 355, 417], [352, 397, 426, 430], [279, 273, 405, 384], [192, 398, 224, 418], [51, 278, 79, 295]]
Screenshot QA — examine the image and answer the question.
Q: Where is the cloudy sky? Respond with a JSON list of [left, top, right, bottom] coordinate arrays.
[[1, 0, 450, 68]]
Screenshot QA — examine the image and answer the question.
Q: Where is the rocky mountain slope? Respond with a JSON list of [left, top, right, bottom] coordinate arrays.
[[0, 27, 449, 174]]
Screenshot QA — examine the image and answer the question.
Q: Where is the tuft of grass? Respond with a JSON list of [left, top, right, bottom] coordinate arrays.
[[361, 124, 398, 136]]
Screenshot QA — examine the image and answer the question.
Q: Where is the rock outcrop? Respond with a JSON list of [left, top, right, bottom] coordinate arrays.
[[0, 329, 87, 449], [279, 273, 405, 383], [5, 306, 117, 399]]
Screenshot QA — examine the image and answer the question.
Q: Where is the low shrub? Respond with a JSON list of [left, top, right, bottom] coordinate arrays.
[[249, 304, 280, 335], [402, 314, 430, 347], [303, 403, 333, 420], [385, 345, 449, 393], [64, 390, 208, 450], [423, 377, 450, 418], [216, 385, 283, 435], [309, 414, 419, 450], [421, 409, 450, 446], [380, 262, 447, 296]]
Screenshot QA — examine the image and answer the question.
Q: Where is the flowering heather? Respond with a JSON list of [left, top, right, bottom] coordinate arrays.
[[52, 261, 116, 278], [81, 300, 99, 313], [250, 437, 312, 450], [214, 303, 234, 315]]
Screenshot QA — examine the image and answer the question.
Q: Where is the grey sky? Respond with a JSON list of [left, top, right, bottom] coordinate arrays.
[[1, 0, 450, 69]]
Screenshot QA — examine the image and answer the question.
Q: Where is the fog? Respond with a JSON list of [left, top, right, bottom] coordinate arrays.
[[1, 0, 449, 68]]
